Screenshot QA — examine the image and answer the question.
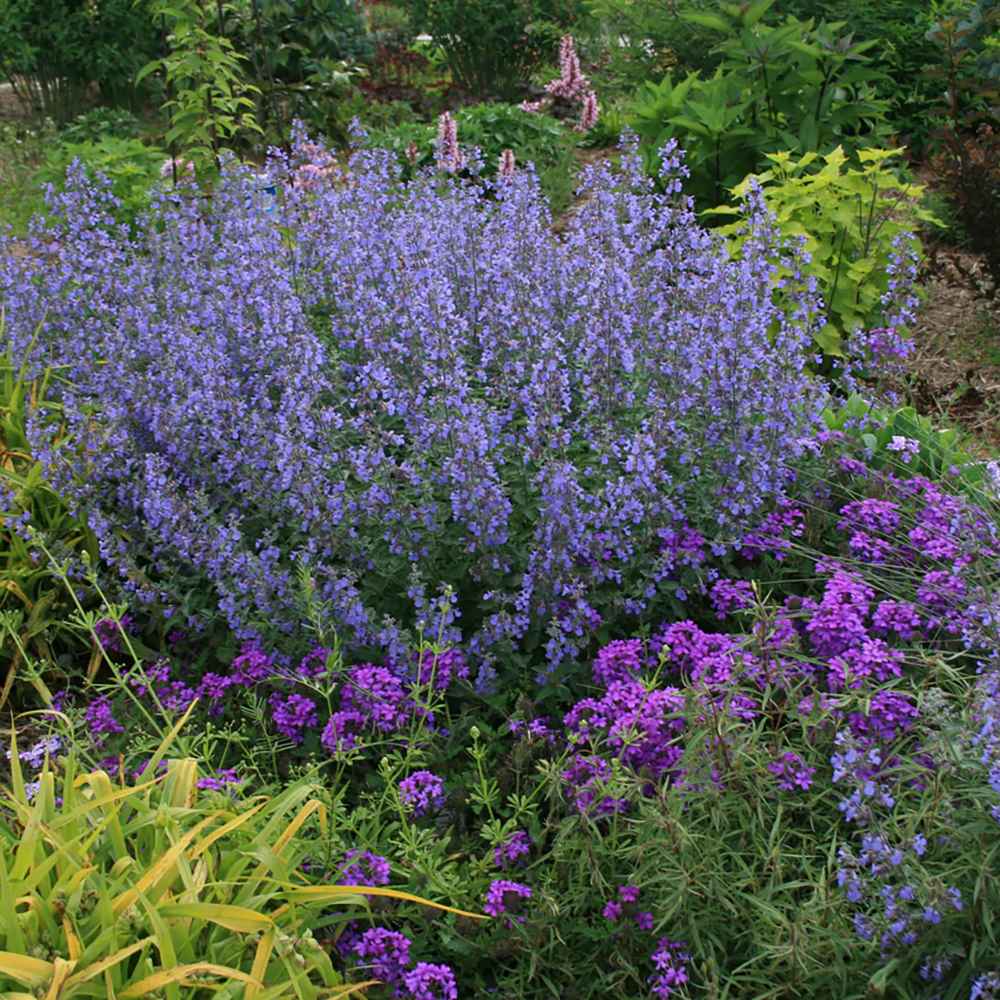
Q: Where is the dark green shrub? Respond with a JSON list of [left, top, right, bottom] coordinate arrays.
[[0, 0, 161, 120], [369, 102, 578, 208], [583, 0, 725, 85], [403, 0, 584, 98], [925, 1, 1000, 289], [771, 0, 944, 151], [221, 0, 372, 141], [59, 108, 144, 144], [628, 0, 891, 207]]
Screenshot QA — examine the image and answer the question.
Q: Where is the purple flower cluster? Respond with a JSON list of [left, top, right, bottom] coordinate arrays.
[[767, 751, 816, 792], [710, 579, 754, 619], [196, 768, 242, 792], [398, 771, 446, 817], [11, 735, 62, 769], [403, 963, 459, 1000], [649, 938, 691, 998], [494, 830, 532, 869], [484, 879, 532, 926], [346, 928, 458, 999], [2, 133, 823, 667], [351, 927, 411, 987], [93, 614, 134, 654], [563, 679, 686, 813], [602, 884, 653, 931], [85, 696, 124, 742], [269, 692, 319, 744], [415, 648, 469, 691], [338, 849, 392, 887], [322, 664, 419, 753]]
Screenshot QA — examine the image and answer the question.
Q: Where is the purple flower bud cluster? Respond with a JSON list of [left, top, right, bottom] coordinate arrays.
[[93, 614, 134, 654], [196, 767, 242, 792], [322, 664, 418, 753], [767, 751, 816, 792], [602, 884, 653, 931], [484, 879, 532, 926], [710, 579, 755, 619], [338, 849, 392, 887], [1, 133, 823, 668], [269, 692, 319, 744], [649, 938, 691, 998], [493, 830, 532, 869], [11, 735, 62, 770], [346, 928, 458, 1000], [84, 696, 125, 742], [399, 771, 446, 817], [416, 648, 469, 691]]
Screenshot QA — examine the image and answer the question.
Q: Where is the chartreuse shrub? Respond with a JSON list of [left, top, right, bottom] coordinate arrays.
[[0, 714, 476, 998], [35, 138, 167, 227], [708, 147, 939, 360]]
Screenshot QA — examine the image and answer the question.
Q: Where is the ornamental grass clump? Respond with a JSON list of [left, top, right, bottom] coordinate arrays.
[[0, 132, 825, 668]]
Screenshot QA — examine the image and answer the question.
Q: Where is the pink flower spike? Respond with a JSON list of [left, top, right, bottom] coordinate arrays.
[[499, 149, 516, 179]]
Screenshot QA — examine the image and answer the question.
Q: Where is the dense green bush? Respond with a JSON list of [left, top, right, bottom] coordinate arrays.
[[0, 0, 161, 119], [628, 1, 891, 206], [772, 0, 945, 151], [369, 102, 579, 208], [404, 0, 583, 98], [583, 0, 725, 84], [223, 0, 373, 138]]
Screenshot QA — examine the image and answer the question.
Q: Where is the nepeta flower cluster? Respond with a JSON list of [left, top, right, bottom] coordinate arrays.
[[837, 833, 963, 956], [1, 131, 822, 668]]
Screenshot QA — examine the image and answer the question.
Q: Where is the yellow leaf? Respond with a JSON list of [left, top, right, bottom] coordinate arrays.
[[187, 799, 268, 861], [245, 928, 275, 1000], [320, 981, 379, 999], [0, 952, 53, 988], [157, 903, 273, 933], [43, 957, 76, 1000], [117, 962, 262, 998], [271, 799, 326, 859], [280, 885, 486, 919], [62, 917, 81, 962]]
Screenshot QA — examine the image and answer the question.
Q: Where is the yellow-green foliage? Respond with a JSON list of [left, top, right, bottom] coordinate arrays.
[[710, 146, 941, 358], [0, 715, 476, 998]]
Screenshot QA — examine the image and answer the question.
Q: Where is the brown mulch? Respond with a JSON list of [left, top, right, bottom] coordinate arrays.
[[906, 242, 1000, 454]]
